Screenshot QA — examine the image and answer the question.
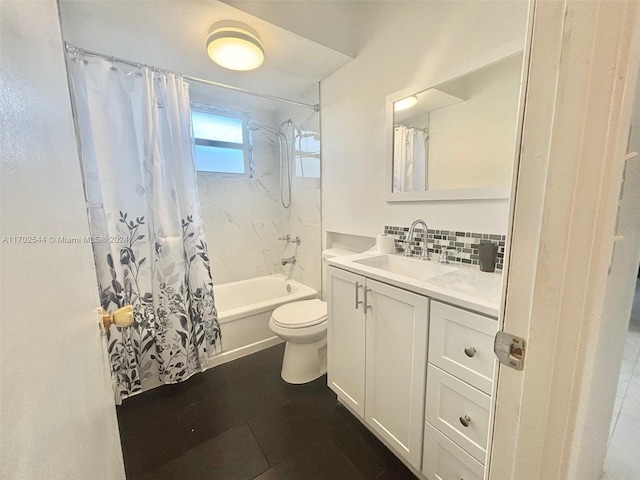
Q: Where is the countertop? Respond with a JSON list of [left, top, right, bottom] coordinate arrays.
[[326, 252, 504, 318]]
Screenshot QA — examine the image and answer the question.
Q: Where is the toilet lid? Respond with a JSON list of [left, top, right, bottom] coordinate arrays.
[[271, 298, 327, 329]]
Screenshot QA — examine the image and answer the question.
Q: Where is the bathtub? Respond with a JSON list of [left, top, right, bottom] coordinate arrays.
[[208, 274, 318, 368]]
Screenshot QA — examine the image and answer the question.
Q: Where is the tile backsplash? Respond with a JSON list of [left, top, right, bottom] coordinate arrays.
[[383, 225, 506, 270]]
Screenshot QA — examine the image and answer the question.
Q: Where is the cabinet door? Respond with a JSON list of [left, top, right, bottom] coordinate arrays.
[[327, 266, 366, 417], [365, 279, 429, 470]]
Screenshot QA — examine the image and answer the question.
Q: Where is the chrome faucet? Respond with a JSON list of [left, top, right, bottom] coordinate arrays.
[[281, 256, 296, 266], [403, 219, 430, 260]]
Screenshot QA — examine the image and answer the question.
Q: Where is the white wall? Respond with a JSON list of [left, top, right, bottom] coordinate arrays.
[[275, 98, 322, 292], [0, 1, 125, 478], [193, 100, 287, 285], [192, 87, 322, 291], [321, 1, 528, 238]]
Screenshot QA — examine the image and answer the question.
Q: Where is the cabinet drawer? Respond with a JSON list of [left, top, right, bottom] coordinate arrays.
[[423, 422, 484, 480], [425, 365, 491, 463], [429, 301, 497, 394]]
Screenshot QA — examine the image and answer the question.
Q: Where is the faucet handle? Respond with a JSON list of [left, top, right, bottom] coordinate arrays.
[[439, 247, 459, 263], [278, 234, 291, 242]]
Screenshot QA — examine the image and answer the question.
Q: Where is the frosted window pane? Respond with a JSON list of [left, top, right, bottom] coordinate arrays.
[[192, 111, 243, 144], [195, 145, 245, 174]]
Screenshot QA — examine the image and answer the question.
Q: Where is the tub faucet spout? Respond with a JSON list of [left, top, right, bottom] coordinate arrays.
[[281, 256, 296, 266]]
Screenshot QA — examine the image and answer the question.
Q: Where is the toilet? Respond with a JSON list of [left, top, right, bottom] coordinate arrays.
[[269, 298, 328, 384], [269, 248, 355, 384]]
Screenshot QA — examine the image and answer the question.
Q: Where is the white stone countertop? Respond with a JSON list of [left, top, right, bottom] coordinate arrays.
[[326, 252, 504, 318]]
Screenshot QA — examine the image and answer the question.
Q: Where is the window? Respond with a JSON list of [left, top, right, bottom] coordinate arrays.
[[190, 105, 253, 176]]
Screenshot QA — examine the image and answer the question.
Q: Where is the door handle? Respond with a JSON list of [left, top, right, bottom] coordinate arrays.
[[99, 305, 134, 334]]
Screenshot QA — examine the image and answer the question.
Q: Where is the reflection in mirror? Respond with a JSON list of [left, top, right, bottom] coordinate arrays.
[[392, 53, 524, 195]]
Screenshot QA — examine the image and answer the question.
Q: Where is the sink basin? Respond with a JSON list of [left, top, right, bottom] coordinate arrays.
[[353, 255, 457, 281]]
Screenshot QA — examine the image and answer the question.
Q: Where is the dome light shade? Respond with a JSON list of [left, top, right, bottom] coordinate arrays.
[[206, 21, 264, 71], [394, 95, 418, 112]]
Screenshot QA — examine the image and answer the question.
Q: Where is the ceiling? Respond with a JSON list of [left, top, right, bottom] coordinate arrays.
[[59, 0, 358, 111]]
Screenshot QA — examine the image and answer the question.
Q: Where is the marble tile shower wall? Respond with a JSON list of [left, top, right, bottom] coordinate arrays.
[[197, 145, 284, 285], [384, 225, 506, 270], [284, 176, 322, 292], [197, 136, 321, 291]]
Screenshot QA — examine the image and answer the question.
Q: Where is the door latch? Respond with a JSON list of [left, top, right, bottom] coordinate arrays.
[[494, 331, 526, 370]]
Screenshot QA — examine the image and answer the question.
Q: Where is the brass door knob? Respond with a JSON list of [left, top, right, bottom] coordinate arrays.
[[100, 305, 134, 331]]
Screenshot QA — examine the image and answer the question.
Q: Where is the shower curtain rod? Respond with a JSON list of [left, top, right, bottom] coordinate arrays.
[[64, 42, 320, 112]]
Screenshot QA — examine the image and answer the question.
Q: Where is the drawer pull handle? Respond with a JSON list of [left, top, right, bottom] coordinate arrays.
[[464, 347, 477, 358], [355, 282, 364, 310], [459, 415, 471, 427]]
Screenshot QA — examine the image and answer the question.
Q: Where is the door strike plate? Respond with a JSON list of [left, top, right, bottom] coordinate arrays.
[[494, 331, 526, 370]]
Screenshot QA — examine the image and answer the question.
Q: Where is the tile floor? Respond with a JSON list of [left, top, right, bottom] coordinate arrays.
[[116, 344, 417, 480], [603, 279, 640, 480]]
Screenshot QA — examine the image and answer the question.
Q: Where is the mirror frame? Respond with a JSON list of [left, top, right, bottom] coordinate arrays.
[[385, 38, 526, 202]]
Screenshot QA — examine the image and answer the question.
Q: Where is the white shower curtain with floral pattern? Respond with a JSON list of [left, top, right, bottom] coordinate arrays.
[[67, 51, 221, 402]]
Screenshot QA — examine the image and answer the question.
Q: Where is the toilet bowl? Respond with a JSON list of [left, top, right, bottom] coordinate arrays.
[[269, 298, 327, 384]]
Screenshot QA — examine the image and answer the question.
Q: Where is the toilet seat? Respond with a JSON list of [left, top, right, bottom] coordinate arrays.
[[271, 298, 327, 329]]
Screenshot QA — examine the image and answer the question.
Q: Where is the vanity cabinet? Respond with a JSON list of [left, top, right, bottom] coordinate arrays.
[[422, 300, 497, 479], [327, 262, 498, 479], [327, 266, 429, 470]]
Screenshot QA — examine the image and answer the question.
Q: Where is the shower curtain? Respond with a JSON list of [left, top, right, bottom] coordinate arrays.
[[67, 51, 221, 402], [393, 125, 428, 192]]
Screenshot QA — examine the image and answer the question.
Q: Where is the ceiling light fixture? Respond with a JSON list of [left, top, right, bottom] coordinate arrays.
[[394, 95, 418, 112], [206, 21, 264, 71]]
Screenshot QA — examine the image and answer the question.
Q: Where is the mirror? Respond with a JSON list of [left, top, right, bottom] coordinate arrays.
[[387, 50, 524, 201]]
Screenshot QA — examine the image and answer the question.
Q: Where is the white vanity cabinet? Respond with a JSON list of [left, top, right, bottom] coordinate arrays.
[[327, 266, 429, 470], [422, 300, 497, 479]]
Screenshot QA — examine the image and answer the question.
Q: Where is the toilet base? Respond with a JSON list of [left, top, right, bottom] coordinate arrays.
[[281, 338, 327, 384]]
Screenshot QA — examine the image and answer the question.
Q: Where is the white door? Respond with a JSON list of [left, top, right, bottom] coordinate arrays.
[[489, 1, 640, 479], [0, 1, 125, 478], [365, 279, 429, 470], [327, 266, 367, 417]]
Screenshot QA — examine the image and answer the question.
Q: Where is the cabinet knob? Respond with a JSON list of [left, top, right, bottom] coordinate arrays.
[[459, 415, 471, 427], [464, 346, 477, 358]]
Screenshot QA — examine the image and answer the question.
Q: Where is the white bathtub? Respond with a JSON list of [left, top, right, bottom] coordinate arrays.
[[208, 274, 318, 368]]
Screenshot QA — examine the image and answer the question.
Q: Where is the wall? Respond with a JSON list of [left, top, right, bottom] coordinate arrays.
[[192, 86, 322, 291], [275, 96, 322, 292], [0, 0, 125, 477], [321, 1, 529, 239], [193, 99, 287, 285]]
